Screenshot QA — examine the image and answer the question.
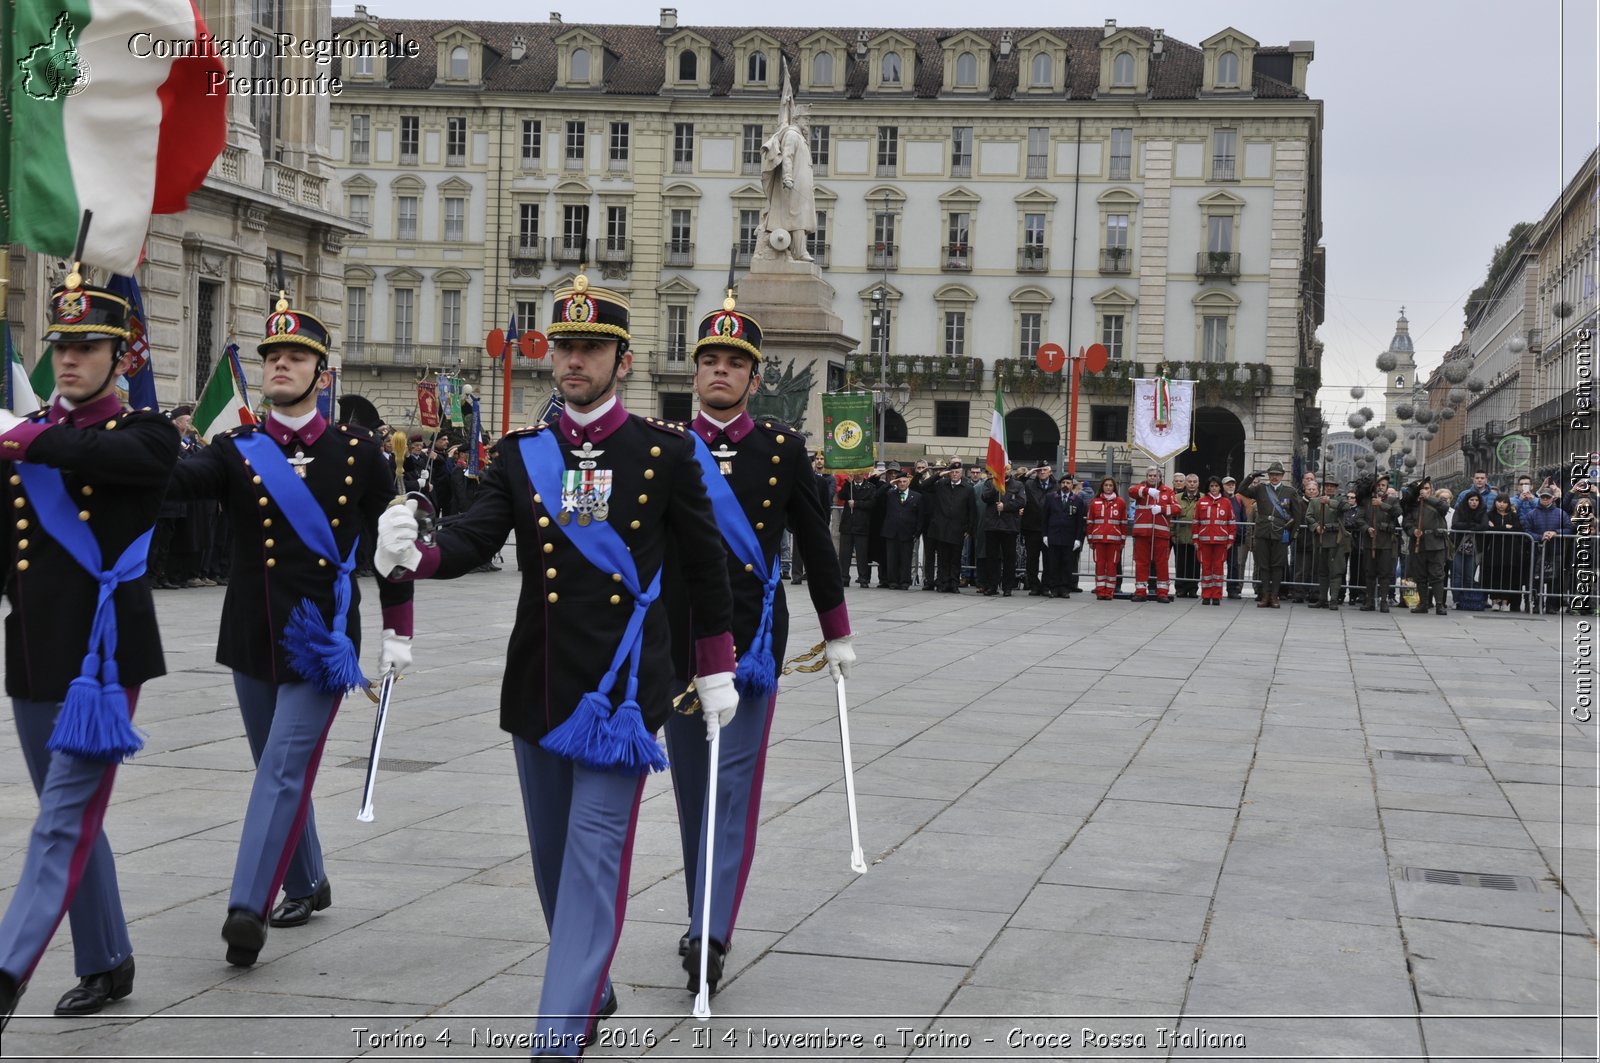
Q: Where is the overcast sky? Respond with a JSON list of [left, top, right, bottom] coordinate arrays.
[[340, 0, 1598, 422]]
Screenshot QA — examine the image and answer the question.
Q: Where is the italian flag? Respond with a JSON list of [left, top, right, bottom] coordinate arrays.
[[986, 381, 1008, 484], [194, 343, 254, 442], [3, 323, 42, 415], [2, 0, 228, 274]]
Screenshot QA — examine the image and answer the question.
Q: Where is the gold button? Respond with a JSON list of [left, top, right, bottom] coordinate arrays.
[[78, 509, 91, 521], [764, 422, 772, 428], [547, 592, 559, 603], [13, 519, 25, 530], [349, 439, 359, 447], [539, 516, 551, 528], [347, 456, 356, 466], [16, 539, 26, 550], [610, 594, 621, 605], [102, 419, 117, 429], [755, 522, 765, 530], [771, 455, 781, 465], [776, 434, 786, 444], [331, 518, 340, 528], [265, 538, 276, 548], [761, 499, 771, 508], [546, 567, 557, 578], [81, 485, 93, 496], [338, 495, 347, 505], [6, 475, 17, 486], [638, 494, 649, 504], [266, 558, 277, 568], [15, 559, 27, 572], [650, 446, 661, 457], [629, 520, 641, 530], [319, 558, 328, 567], [543, 543, 554, 554], [769, 476, 778, 486], [252, 475, 263, 485], [644, 469, 655, 480], [744, 563, 754, 572], [258, 497, 269, 507], [612, 572, 622, 581], [534, 494, 542, 503], [262, 518, 273, 528], [345, 476, 354, 485], [11, 498, 22, 509], [242, 459, 251, 467]]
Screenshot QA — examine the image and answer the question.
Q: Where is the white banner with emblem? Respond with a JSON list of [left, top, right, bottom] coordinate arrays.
[[1131, 378, 1196, 461]]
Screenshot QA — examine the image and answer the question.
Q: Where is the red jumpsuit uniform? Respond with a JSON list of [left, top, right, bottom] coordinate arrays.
[[1086, 492, 1128, 600], [1193, 491, 1237, 601], [1128, 482, 1179, 600]]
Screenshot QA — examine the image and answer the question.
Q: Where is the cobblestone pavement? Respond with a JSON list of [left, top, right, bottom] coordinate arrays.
[[1, 571, 1595, 1061]]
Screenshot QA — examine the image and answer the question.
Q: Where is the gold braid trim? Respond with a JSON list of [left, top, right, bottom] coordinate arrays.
[[547, 322, 631, 341], [259, 334, 329, 356], [693, 334, 763, 362], [781, 641, 828, 675], [48, 323, 132, 340]]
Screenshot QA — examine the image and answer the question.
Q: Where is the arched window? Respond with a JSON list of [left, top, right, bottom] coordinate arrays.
[[1216, 50, 1240, 87], [1030, 51, 1052, 87], [678, 49, 697, 82], [747, 50, 767, 84], [882, 51, 902, 85], [570, 47, 589, 82], [449, 45, 468, 78], [954, 50, 976, 87], [1112, 51, 1134, 86], [812, 50, 834, 86]]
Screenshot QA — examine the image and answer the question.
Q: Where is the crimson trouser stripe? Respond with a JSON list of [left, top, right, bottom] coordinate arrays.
[[0, 690, 140, 983]]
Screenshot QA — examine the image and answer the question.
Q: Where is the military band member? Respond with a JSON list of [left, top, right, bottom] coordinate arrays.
[[0, 278, 179, 1026], [376, 276, 737, 1059], [663, 296, 852, 995], [1243, 462, 1300, 607], [1355, 474, 1400, 612], [167, 292, 414, 967], [1306, 478, 1350, 609]]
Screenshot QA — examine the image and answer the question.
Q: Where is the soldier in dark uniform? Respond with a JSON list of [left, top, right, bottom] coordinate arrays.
[[979, 467, 1025, 596], [377, 275, 736, 1060], [167, 291, 415, 967], [881, 468, 923, 589], [1404, 477, 1451, 615], [0, 277, 179, 1025], [662, 295, 852, 995], [925, 460, 973, 593], [1354, 474, 1399, 613], [789, 452, 834, 585], [1306, 478, 1350, 609], [1242, 461, 1301, 607], [836, 472, 875, 587]]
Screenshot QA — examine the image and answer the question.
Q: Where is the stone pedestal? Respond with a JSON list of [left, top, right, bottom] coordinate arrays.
[[736, 257, 857, 436]]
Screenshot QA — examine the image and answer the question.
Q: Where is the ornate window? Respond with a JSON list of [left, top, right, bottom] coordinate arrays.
[[1030, 52, 1052, 87], [813, 51, 834, 87], [954, 51, 977, 87], [748, 51, 767, 84], [1112, 51, 1134, 86]]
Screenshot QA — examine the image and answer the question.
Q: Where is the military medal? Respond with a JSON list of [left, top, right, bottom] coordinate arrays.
[[712, 443, 737, 477], [288, 449, 314, 478]]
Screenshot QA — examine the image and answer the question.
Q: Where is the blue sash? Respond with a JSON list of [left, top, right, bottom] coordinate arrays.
[[692, 434, 780, 700], [1264, 485, 1291, 543], [234, 433, 365, 694], [518, 430, 667, 774], [16, 464, 151, 762]]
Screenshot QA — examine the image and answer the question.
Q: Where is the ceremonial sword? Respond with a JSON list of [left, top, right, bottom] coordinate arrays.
[[356, 668, 396, 823]]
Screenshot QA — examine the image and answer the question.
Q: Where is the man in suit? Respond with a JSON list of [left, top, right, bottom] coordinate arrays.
[[0, 278, 180, 1026], [881, 467, 923, 589], [662, 295, 852, 995], [979, 467, 1025, 597], [790, 452, 834, 585], [925, 460, 972, 593], [836, 472, 875, 588], [1243, 461, 1301, 607], [1020, 460, 1055, 594], [377, 275, 737, 1058]]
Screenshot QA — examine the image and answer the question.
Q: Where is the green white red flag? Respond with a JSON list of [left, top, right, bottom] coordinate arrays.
[[2, 0, 228, 273], [986, 382, 1008, 483], [193, 343, 255, 442]]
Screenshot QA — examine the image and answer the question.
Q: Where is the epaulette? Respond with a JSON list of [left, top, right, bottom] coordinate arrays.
[[505, 421, 549, 438], [755, 418, 805, 444], [337, 423, 378, 442], [219, 423, 260, 439], [642, 417, 688, 437], [26, 409, 48, 423]]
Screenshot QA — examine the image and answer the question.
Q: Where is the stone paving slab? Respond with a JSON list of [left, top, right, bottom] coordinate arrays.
[[1, 578, 1595, 1061]]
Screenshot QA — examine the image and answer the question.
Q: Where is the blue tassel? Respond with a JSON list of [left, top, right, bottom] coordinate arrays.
[[540, 691, 617, 768], [48, 671, 142, 763], [600, 699, 670, 774], [734, 642, 776, 701], [283, 599, 367, 694]]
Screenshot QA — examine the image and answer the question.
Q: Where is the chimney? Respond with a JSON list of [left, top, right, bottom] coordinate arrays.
[[999, 30, 1013, 56], [856, 29, 869, 56], [1152, 29, 1164, 56], [1286, 40, 1316, 93], [353, 3, 368, 19], [550, 11, 562, 27], [1103, 18, 1116, 38], [659, 7, 678, 33], [510, 33, 527, 61]]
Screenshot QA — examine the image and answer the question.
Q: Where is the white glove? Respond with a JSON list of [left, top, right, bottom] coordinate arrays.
[[696, 671, 738, 738], [1042, 537, 1050, 547], [0, 410, 23, 434], [380, 629, 412, 679], [375, 499, 423, 574], [1074, 540, 1083, 551], [824, 636, 856, 680]]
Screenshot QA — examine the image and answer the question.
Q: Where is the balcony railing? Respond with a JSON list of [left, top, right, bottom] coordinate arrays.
[[1526, 328, 1543, 353], [608, 154, 628, 172], [564, 153, 584, 170], [1197, 250, 1241, 280], [741, 156, 762, 176], [1109, 158, 1131, 180], [672, 155, 693, 174], [1100, 247, 1131, 274], [665, 241, 694, 267], [1026, 157, 1048, 179], [733, 240, 757, 268], [807, 240, 830, 268], [597, 238, 631, 264], [951, 159, 972, 178], [1212, 157, 1237, 180], [552, 238, 589, 264], [868, 243, 898, 270], [943, 244, 972, 271], [509, 236, 544, 264], [342, 343, 484, 370], [1017, 246, 1049, 272], [658, 344, 692, 374]]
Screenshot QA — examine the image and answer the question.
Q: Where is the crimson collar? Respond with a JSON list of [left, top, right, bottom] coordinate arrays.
[[557, 400, 630, 446], [691, 410, 754, 445], [264, 411, 329, 447], [48, 392, 125, 428]]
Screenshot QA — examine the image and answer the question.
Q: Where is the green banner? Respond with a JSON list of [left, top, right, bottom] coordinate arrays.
[[822, 391, 875, 473]]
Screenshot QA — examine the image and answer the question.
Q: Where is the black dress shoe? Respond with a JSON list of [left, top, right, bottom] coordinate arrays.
[[682, 938, 726, 995], [583, 984, 619, 1046], [1360, 604, 1376, 612], [1436, 606, 1447, 615], [678, 932, 690, 957], [1001, 589, 1012, 597], [270, 879, 332, 928], [54, 956, 134, 1016], [1, 969, 26, 1032], [222, 909, 268, 967], [1379, 601, 1390, 613]]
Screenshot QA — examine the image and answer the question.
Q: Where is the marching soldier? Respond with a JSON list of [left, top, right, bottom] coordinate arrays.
[[663, 295, 853, 995], [376, 275, 736, 1059], [1128, 466, 1178, 602], [1306, 478, 1350, 609], [167, 290, 415, 967], [1404, 478, 1451, 615], [1355, 473, 1400, 613], [1243, 462, 1300, 607], [0, 276, 180, 1026]]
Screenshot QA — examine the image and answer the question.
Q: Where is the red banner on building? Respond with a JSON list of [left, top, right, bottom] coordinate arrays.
[[417, 380, 440, 428]]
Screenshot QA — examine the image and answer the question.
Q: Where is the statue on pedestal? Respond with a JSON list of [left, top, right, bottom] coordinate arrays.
[[757, 59, 816, 265]]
